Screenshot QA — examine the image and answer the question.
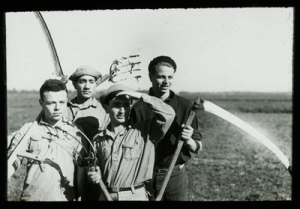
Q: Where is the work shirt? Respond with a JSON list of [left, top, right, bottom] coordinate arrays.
[[7, 116, 87, 201], [64, 96, 110, 142], [64, 96, 110, 201], [130, 88, 202, 168], [92, 94, 175, 189]]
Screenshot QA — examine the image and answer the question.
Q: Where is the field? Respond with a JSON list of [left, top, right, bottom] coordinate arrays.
[[6, 90, 292, 201]]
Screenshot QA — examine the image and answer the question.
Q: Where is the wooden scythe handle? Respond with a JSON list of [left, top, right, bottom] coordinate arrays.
[[89, 166, 113, 201], [155, 97, 203, 201]]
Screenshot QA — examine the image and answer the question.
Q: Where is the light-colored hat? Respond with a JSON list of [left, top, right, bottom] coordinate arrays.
[[100, 84, 133, 106], [69, 65, 102, 82]]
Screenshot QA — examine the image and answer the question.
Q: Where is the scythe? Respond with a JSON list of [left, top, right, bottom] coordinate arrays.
[[156, 97, 291, 200]]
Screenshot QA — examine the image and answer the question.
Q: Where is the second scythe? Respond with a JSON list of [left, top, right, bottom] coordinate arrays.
[[156, 96, 291, 200]]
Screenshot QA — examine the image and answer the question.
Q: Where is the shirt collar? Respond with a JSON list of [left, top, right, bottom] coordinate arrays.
[[104, 123, 132, 141], [68, 96, 98, 109], [148, 87, 174, 103], [38, 115, 68, 128]]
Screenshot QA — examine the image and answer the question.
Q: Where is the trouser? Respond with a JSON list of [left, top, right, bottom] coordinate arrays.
[[85, 182, 102, 200], [146, 164, 188, 201], [98, 185, 149, 201]]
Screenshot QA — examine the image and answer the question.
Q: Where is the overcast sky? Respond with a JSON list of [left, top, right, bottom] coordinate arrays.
[[5, 8, 293, 93]]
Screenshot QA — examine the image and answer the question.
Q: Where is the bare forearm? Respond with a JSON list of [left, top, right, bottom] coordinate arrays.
[[183, 138, 202, 153]]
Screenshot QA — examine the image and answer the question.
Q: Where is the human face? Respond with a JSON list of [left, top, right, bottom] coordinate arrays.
[[39, 90, 68, 126], [74, 75, 97, 102], [149, 65, 175, 95], [107, 95, 130, 126]]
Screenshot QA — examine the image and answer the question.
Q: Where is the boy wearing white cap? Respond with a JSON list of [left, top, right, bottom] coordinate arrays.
[[87, 84, 175, 201]]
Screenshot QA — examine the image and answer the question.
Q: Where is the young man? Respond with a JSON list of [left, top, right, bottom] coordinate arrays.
[[64, 66, 110, 200], [64, 65, 110, 142], [130, 56, 202, 201], [7, 79, 88, 201], [87, 84, 176, 201]]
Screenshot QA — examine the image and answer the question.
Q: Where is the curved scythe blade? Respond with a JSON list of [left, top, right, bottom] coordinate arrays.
[[201, 98, 292, 175], [34, 11, 67, 82]]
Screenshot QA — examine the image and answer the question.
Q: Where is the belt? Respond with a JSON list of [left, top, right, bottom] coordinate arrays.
[[155, 164, 184, 172], [107, 183, 144, 193]]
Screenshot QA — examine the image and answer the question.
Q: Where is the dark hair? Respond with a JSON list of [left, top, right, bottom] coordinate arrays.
[[148, 56, 177, 75], [39, 79, 68, 101], [149, 62, 176, 75]]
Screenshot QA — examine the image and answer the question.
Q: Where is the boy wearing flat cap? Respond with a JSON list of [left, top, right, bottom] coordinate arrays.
[[130, 56, 202, 201], [64, 65, 110, 200], [87, 84, 175, 201]]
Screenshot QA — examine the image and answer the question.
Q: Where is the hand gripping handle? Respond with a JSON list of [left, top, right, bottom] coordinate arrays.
[[155, 97, 203, 201], [89, 166, 113, 201]]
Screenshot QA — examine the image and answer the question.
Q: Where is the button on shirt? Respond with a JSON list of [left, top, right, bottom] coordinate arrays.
[[130, 88, 202, 168], [7, 117, 87, 201], [64, 97, 110, 142], [92, 94, 175, 189]]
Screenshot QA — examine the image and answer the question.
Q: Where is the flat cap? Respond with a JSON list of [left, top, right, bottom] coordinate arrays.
[[100, 84, 133, 106], [148, 55, 177, 72], [69, 65, 102, 82]]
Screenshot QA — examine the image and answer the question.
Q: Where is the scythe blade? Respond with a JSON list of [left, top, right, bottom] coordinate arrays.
[[33, 11, 64, 78], [201, 98, 292, 175]]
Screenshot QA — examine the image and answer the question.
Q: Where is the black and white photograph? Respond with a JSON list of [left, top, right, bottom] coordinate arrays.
[[6, 8, 293, 201]]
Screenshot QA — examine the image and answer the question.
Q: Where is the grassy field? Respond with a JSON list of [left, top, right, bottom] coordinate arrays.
[[6, 90, 292, 201]]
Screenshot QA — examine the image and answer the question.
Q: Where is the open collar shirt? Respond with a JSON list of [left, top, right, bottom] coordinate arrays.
[[130, 88, 202, 168], [7, 116, 87, 201], [92, 94, 175, 189]]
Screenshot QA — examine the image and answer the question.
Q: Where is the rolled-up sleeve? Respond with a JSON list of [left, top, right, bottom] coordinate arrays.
[[140, 94, 175, 142], [189, 114, 202, 153], [191, 115, 202, 141]]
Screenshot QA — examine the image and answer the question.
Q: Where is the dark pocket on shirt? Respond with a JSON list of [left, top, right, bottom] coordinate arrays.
[[122, 142, 141, 161]]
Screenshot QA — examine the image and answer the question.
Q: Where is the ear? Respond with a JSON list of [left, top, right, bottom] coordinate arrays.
[[39, 99, 43, 106]]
